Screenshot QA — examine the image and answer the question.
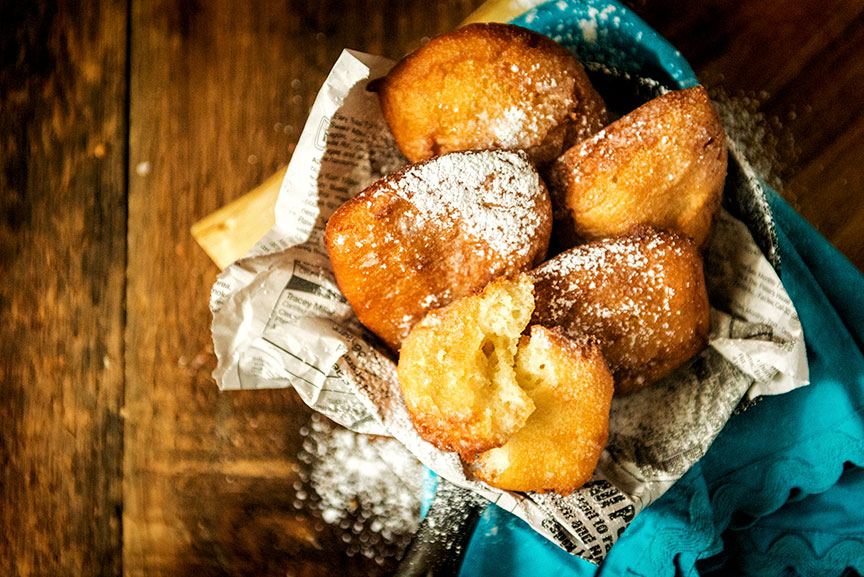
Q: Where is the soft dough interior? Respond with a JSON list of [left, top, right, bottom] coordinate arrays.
[[473, 325, 614, 494], [397, 274, 538, 458], [473, 276, 537, 437]]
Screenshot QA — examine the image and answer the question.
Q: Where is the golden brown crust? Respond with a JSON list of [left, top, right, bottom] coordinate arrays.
[[547, 86, 727, 249], [472, 325, 614, 494], [530, 228, 710, 395], [397, 274, 537, 459], [376, 22, 607, 166], [325, 149, 552, 351]]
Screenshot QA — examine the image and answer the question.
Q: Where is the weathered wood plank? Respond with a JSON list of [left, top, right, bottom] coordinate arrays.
[[124, 1, 484, 575], [782, 12, 864, 267], [0, 1, 128, 575]]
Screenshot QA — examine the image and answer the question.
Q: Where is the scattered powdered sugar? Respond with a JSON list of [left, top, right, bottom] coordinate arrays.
[[298, 413, 423, 566], [710, 87, 796, 194], [385, 149, 547, 260], [577, 18, 598, 44], [576, 5, 617, 44]]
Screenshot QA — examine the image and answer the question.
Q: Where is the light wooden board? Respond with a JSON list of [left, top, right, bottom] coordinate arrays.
[[190, 168, 284, 270]]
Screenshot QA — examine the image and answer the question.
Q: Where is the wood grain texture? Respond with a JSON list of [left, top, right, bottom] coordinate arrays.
[[2, 0, 864, 576], [124, 1, 484, 576], [0, 1, 127, 575]]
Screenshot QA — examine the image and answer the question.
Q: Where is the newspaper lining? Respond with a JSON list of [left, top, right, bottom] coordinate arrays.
[[209, 49, 809, 564]]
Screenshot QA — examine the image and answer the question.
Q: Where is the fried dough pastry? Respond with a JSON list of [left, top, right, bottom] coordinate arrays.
[[473, 325, 614, 494], [531, 228, 710, 395], [325, 149, 551, 351], [375, 22, 607, 166], [397, 274, 538, 459], [547, 86, 726, 249]]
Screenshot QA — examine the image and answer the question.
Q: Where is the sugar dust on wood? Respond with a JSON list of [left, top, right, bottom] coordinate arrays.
[[297, 413, 422, 565]]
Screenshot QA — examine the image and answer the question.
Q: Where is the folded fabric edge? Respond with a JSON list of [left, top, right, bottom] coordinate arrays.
[[722, 525, 864, 577], [620, 433, 864, 577]]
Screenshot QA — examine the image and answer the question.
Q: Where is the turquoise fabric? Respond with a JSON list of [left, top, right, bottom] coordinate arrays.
[[454, 1, 864, 575]]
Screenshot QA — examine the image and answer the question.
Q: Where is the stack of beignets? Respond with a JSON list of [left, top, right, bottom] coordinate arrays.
[[321, 23, 727, 494]]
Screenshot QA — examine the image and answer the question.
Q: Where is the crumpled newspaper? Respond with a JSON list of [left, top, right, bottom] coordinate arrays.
[[209, 49, 808, 563]]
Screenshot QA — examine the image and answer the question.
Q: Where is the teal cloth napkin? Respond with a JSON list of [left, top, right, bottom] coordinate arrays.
[[454, 1, 864, 575]]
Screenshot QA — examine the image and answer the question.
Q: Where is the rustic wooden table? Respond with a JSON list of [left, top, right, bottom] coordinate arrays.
[[2, 1, 862, 575]]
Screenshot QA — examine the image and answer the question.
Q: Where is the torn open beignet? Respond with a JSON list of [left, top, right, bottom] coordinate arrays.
[[397, 274, 614, 495], [473, 325, 614, 494]]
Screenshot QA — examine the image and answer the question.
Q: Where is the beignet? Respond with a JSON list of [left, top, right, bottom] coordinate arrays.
[[531, 228, 710, 395], [325, 149, 551, 351], [473, 325, 614, 494], [376, 22, 607, 166], [547, 86, 726, 249]]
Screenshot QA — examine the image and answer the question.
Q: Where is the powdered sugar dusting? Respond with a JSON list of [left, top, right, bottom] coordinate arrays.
[[530, 230, 702, 390], [534, 233, 673, 319], [710, 88, 796, 194], [578, 18, 598, 44], [385, 149, 547, 261], [487, 105, 530, 146]]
